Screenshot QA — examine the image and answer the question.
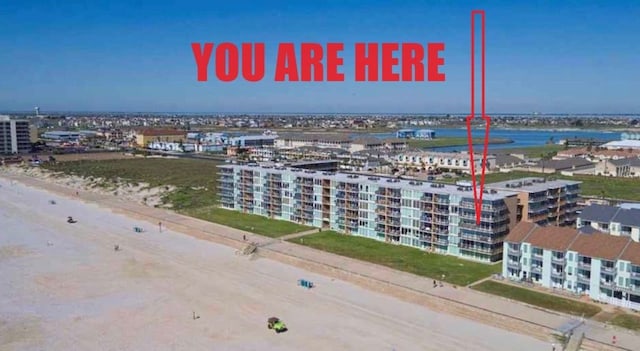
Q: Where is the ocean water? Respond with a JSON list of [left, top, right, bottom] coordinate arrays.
[[367, 128, 620, 152]]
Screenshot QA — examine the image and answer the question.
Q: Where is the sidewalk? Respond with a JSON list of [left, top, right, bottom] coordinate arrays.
[[2, 172, 637, 350]]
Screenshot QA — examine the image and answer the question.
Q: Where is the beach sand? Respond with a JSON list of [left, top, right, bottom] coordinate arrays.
[[0, 177, 550, 351]]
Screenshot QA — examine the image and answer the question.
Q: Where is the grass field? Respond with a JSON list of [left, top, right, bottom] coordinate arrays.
[[43, 158, 220, 210], [184, 206, 310, 237], [407, 137, 513, 149], [471, 281, 601, 317], [609, 313, 640, 331], [42, 157, 310, 236], [495, 144, 565, 157], [288, 231, 501, 286]]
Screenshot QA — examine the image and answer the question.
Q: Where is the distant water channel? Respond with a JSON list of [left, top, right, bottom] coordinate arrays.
[[367, 128, 620, 152]]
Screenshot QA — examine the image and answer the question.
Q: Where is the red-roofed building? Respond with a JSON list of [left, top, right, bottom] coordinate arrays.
[[504, 222, 640, 310]]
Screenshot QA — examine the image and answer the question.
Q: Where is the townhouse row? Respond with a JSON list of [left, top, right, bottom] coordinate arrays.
[[503, 222, 640, 310]]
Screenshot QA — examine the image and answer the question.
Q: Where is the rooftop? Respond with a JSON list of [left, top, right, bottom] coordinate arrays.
[[580, 204, 640, 227], [534, 157, 594, 171], [276, 133, 351, 142], [398, 150, 494, 160], [229, 135, 277, 140], [487, 177, 581, 193], [506, 222, 640, 265], [219, 164, 518, 201], [137, 129, 186, 136]]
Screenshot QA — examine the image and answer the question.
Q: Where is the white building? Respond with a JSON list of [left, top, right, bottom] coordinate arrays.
[[0, 117, 31, 154], [577, 204, 640, 242], [275, 133, 351, 150], [395, 151, 496, 174], [504, 222, 640, 311], [602, 140, 640, 150]]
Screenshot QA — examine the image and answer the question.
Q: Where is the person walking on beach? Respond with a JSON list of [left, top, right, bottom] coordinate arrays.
[[158, 221, 162, 233]]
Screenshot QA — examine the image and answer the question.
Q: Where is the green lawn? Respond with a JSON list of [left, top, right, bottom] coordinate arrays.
[[471, 281, 601, 317], [43, 158, 221, 210], [496, 144, 565, 157], [609, 313, 640, 331], [288, 231, 501, 286], [407, 137, 513, 149], [184, 206, 310, 237], [42, 158, 311, 236]]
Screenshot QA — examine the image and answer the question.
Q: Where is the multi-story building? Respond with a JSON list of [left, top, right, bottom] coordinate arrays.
[[228, 135, 277, 148], [218, 164, 520, 262], [135, 129, 186, 147], [503, 222, 640, 310], [275, 133, 352, 150], [594, 157, 640, 177], [577, 204, 640, 242], [396, 128, 436, 139], [395, 151, 497, 174], [486, 177, 581, 226], [0, 117, 31, 154]]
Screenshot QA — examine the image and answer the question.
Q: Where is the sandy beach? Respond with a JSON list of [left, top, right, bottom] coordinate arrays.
[[0, 176, 554, 351]]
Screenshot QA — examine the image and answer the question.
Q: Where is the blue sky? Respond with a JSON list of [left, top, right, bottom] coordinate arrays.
[[1, 0, 639, 113]]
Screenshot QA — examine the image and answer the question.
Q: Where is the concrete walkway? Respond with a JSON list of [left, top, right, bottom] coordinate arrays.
[[2, 171, 638, 350]]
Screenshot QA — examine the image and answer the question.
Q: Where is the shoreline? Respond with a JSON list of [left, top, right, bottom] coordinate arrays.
[[1, 168, 637, 350]]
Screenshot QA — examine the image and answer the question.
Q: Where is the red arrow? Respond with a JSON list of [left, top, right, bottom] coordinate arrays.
[[466, 10, 491, 225]]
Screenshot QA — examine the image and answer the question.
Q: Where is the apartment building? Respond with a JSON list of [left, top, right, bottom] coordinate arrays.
[[503, 222, 640, 310], [395, 151, 497, 174], [0, 117, 31, 154], [218, 164, 519, 262], [135, 129, 186, 147], [577, 204, 640, 242], [486, 177, 581, 227], [275, 133, 352, 150], [594, 157, 640, 177]]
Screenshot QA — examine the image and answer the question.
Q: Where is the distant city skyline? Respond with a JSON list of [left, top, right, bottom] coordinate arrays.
[[1, 1, 639, 113]]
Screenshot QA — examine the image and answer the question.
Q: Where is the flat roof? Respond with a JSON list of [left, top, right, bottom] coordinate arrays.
[[487, 177, 581, 193], [230, 135, 277, 140], [219, 164, 518, 200]]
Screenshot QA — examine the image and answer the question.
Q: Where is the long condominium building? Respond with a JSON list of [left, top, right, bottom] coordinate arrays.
[[503, 222, 640, 310], [218, 164, 521, 262], [0, 117, 31, 154], [486, 177, 581, 226]]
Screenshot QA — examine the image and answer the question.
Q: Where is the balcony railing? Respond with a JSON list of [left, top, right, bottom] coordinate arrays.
[[507, 247, 521, 256], [507, 261, 521, 269], [601, 266, 616, 275], [551, 270, 564, 278], [578, 261, 591, 269]]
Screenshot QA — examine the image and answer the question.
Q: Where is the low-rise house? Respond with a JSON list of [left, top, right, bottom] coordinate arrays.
[[135, 129, 186, 147], [228, 135, 276, 148], [594, 157, 640, 177], [395, 151, 496, 174], [275, 133, 351, 149], [577, 204, 640, 242], [503, 222, 640, 311], [350, 138, 385, 153], [396, 128, 436, 139], [520, 157, 594, 174], [495, 154, 526, 169]]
